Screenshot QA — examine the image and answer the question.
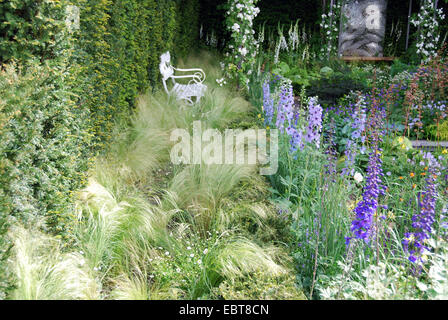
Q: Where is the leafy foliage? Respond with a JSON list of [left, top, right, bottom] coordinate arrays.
[[69, 0, 200, 139], [0, 0, 201, 299], [0, 0, 67, 62], [0, 61, 91, 234], [306, 72, 368, 106]]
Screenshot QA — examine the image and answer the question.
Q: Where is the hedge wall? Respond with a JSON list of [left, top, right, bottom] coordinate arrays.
[[0, 0, 200, 138], [70, 0, 200, 139], [0, 0, 200, 224], [0, 0, 200, 295]]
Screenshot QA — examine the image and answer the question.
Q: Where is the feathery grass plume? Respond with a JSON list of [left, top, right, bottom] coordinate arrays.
[[135, 87, 250, 134], [178, 233, 293, 299], [88, 160, 133, 204], [213, 201, 273, 234], [9, 225, 99, 300], [113, 198, 179, 266], [109, 272, 184, 300], [211, 238, 288, 279], [75, 178, 133, 270], [107, 121, 171, 183], [168, 162, 256, 229], [217, 271, 306, 300]]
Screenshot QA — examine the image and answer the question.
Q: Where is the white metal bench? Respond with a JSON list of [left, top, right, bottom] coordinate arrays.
[[159, 51, 207, 105]]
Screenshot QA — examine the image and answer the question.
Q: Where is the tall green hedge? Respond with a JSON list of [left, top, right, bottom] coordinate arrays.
[[0, 0, 200, 225], [0, 0, 200, 138], [70, 0, 200, 140], [0, 0, 200, 296]]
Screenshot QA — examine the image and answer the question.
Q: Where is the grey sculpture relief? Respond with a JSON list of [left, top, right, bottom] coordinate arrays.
[[338, 0, 387, 57]]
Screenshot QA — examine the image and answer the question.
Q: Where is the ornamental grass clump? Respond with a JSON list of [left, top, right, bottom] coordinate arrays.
[[224, 0, 260, 89]]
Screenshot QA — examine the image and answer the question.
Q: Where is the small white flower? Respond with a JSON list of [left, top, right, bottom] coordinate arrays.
[[239, 47, 248, 56], [231, 23, 240, 33], [353, 172, 363, 184]]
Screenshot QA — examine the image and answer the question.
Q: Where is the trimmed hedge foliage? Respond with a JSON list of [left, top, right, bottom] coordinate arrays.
[[0, 0, 200, 295], [71, 0, 200, 139], [0, 0, 200, 226], [0, 0, 67, 62], [0, 0, 200, 137]]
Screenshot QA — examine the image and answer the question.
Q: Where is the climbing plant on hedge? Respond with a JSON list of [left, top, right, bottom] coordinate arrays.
[[0, 0, 92, 235], [224, 0, 260, 90]]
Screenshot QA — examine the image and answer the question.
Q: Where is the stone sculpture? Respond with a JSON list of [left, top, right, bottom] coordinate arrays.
[[338, 0, 388, 57]]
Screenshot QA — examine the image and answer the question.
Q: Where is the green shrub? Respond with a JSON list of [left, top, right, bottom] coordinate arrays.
[[0, 0, 202, 299], [0, 0, 67, 62], [0, 60, 91, 234]]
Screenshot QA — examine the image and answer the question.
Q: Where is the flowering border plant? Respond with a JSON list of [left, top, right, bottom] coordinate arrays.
[[224, 0, 260, 90], [319, 0, 341, 59], [411, 0, 445, 63]]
